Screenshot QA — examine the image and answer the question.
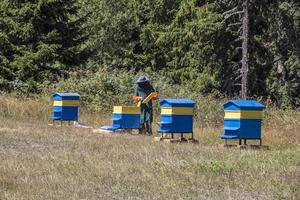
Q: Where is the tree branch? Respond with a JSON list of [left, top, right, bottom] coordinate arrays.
[[234, 74, 242, 81], [224, 11, 244, 20], [237, 26, 243, 34], [228, 22, 242, 27], [223, 6, 238, 15], [234, 36, 244, 43]]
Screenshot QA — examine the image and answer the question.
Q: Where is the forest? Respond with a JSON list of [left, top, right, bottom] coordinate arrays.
[[0, 0, 299, 108], [0, 1, 300, 199]]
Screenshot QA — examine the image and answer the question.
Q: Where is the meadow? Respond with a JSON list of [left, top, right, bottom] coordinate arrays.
[[0, 95, 299, 200]]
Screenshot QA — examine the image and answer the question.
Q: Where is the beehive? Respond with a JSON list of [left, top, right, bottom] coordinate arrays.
[[52, 93, 80, 122], [99, 106, 141, 132], [158, 99, 195, 134], [220, 100, 265, 144]]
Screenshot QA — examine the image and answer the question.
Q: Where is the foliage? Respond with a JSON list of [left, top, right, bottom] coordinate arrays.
[[0, 0, 88, 93], [0, 0, 299, 108], [73, 0, 300, 107]]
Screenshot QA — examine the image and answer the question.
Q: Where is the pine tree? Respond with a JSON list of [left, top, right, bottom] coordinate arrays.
[[0, 0, 88, 93], [267, 0, 300, 107]]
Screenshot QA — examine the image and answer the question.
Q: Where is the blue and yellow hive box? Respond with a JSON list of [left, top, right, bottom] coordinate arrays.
[[52, 93, 80, 121], [158, 98, 195, 134], [220, 100, 265, 141], [101, 106, 141, 131]]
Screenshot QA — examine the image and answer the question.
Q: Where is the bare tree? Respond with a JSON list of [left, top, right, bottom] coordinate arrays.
[[223, 0, 249, 99], [241, 0, 249, 99]]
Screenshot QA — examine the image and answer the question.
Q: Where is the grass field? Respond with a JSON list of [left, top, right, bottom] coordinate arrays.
[[0, 96, 299, 200]]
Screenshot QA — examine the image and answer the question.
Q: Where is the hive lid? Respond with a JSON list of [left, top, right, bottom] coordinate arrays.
[[53, 93, 80, 100], [53, 93, 80, 97], [224, 100, 265, 110], [160, 98, 195, 107]]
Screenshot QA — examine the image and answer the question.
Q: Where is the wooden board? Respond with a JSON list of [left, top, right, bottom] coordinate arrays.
[[93, 129, 115, 134], [222, 144, 270, 150], [153, 137, 198, 143], [239, 144, 270, 150], [153, 137, 180, 143]]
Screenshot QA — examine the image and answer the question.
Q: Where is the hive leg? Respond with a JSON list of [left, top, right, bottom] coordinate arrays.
[[244, 139, 247, 145], [139, 124, 145, 134], [239, 139, 242, 145]]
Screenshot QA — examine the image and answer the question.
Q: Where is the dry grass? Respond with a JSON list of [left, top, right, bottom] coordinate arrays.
[[0, 95, 299, 200]]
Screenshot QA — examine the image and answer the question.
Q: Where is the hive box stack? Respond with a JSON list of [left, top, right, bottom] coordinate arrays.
[[52, 93, 80, 123], [158, 99, 195, 139], [100, 106, 141, 132], [220, 100, 265, 145]]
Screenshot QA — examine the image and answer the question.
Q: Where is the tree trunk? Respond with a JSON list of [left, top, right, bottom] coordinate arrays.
[[241, 0, 249, 99], [277, 59, 286, 86]]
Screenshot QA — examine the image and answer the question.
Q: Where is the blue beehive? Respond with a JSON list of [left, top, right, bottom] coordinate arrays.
[[52, 93, 80, 122], [220, 100, 265, 145], [158, 99, 195, 137], [101, 106, 141, 131]]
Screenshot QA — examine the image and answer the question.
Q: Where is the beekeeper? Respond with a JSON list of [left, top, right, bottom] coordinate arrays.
[[133, 76, 158, 135]]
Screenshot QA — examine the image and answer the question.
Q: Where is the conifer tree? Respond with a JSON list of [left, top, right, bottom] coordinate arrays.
[[0, 0, 87, 92]]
